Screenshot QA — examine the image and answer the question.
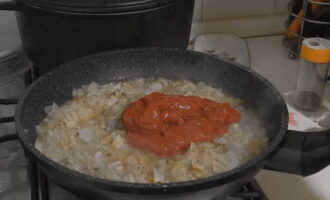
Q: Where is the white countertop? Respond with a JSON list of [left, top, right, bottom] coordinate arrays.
[[245, 35, 330, 200]]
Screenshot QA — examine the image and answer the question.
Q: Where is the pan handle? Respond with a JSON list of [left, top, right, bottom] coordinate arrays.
[[0, 1, 20, 11], [264, 129, 330, 176]]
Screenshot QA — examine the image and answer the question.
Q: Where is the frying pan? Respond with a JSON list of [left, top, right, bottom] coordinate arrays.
[[15, 48, 330, 200]]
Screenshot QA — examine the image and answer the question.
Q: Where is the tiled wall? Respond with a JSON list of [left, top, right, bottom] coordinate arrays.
[[193, 0, 291, 22], [191, 0, 291, 40]]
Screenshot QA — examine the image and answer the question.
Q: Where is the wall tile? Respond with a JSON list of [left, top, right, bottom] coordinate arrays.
[[274, 0, 291, 13], [191, 14, 287, 40], [193, 0, 204, 21], [202, 0, 277, 20]]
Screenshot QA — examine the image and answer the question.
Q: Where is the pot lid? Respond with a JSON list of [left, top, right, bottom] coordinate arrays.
[[21, 0, 178, 14]]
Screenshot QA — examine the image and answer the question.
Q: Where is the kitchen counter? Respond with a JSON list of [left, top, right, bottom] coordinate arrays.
[[245, 35, 330, 200]]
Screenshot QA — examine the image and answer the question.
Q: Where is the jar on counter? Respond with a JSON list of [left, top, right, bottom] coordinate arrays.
[[294, 38, 330, 111]]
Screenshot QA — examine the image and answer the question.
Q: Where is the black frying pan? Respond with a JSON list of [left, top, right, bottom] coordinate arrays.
[[15, 48, 330, 200]]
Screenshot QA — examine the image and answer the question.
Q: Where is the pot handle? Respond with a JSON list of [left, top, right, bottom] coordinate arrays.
[[264, 129, 330, 176], [0, 1, 20, 11]]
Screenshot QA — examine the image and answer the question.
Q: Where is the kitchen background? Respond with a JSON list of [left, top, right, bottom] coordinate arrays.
[[1, 0, 330, 199]]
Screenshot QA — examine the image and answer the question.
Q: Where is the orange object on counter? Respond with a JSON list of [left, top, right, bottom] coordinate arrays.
[[286, 0, 326, 39], [122, 92, 241, 157], [286, 9, 305, 39], [300, 38, 330, 63]]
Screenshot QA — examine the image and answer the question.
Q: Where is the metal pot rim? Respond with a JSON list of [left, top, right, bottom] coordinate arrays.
[[17, 0, 180, 15]]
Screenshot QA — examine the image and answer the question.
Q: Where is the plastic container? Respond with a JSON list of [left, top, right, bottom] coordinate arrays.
[[294, 38, 330, 110]]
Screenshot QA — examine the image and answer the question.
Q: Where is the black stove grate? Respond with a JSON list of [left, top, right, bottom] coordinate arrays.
[[0, 107, 17, 143], [226, 181, 268, 200], [0, 94, 268, 200]]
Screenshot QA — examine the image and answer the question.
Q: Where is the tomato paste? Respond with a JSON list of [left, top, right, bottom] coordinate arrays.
[[122, 92, 241, 157]]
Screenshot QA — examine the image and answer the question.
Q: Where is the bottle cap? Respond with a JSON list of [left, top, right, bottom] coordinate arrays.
[[300, 38, 330, 63]]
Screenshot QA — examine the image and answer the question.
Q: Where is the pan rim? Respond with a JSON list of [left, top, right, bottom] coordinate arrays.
[[15, 47, 288, 193]]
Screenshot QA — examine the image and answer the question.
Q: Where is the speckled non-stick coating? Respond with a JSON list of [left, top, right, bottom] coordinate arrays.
[[15, 48, 288, 200]]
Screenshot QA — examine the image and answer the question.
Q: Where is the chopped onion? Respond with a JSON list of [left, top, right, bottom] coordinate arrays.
[[35, 140, 43, 152], [108, 97, 119, 106], [112, 135, 125, 149], [126, 174, 136, 182], [149, 82, 162, 91], [106, 120, 117, 130], [112, 84, 121, 90], [94, 151, 104, 165], [153, 168, 165, 182], [214, 138, 227, 145], [35, 125, 44, 134], [78, 128, 94, 143], [44, 102, 58, 114], [72, 88, 78, 96], [108, 161, 123, 171]]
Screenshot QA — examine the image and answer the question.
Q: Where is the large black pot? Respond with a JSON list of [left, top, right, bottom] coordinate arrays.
[[14, 48, 330, 200], [0, 0, 194, 75]]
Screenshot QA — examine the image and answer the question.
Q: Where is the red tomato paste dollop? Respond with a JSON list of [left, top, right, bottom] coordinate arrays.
[[122, 92, 241, 157]]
